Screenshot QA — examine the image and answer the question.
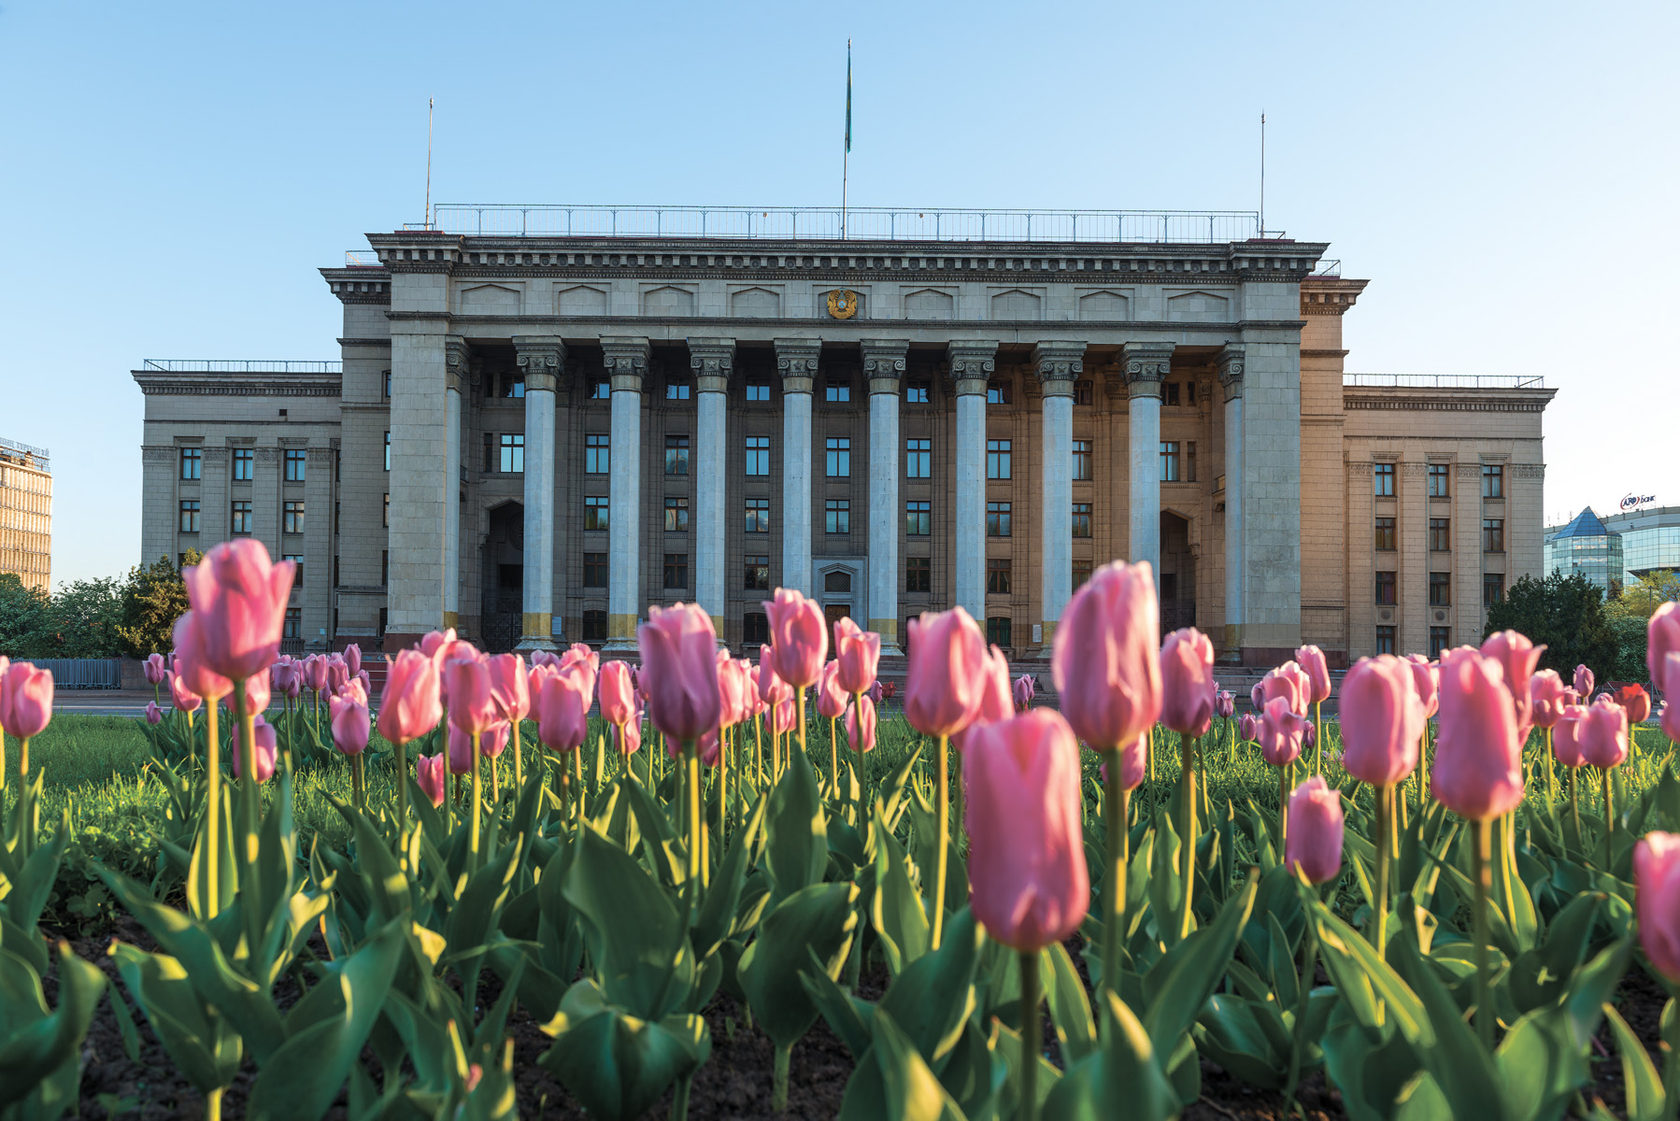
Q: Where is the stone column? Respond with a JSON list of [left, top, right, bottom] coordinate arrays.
[[201, 445, 229, 543], [139, 445, 176, 567], [1123, 342, 1172, 585], [253, 447, 281, 558], [948, 342, 997, 623], [515, 336, 563, 651], [862, 339, 909, 655], [602, 337, 649, 651], [1033, 341, 1084, 651], [775, 339, 820, 595], [1238, 339, 1303, 657], [303, 445, 335, 650], [1218, 345, 1245, 656], [689, 338, 735, 635], [442, 338, 468, 632]]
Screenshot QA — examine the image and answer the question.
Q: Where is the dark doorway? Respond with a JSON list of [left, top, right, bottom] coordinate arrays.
[[481, 502, 523, 653], [1160, 512, 1196, 634]]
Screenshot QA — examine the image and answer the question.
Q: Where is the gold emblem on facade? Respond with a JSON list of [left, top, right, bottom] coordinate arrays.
[[826, 289, 859, 319]]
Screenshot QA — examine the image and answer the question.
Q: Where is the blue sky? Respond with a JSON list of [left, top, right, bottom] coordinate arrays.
[[4, 0, 1675, 585]]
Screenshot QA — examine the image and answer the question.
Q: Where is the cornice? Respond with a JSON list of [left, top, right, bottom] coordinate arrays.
[[131, 371, 343, 398], [1343, 394, 1552, 414], [389, 310, 1309, 334]]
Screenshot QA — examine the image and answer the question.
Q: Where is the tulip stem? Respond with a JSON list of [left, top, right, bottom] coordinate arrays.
[[233, 681, 261, 898], [1102, 753, 1129, 1000], [1373, 783, 1391, 960], [469, 729, 482, 867], [512, 719, 523, 795], [205, 701, 220, 917], [685, 739, 701, 890], [772, 1043, 791, 1112], [753, 713, 764, 789], [1282, 908, 1319, 1113], [206, 1086, 223, 1121], [1279, 762, 1290, 852], [394, 738, 409, 844], [1603, 769, 1615, 841], [1472, 817, 1494, 1048], [352, 753, 366, 813], [1178, 731, 1198, 941], [1569, 766, 1582, 847], [933, 733, 950, 952], [1019, 948, 1040, 1121]]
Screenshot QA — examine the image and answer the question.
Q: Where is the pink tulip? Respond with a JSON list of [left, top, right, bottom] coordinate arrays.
[[832, 616, 881, 695], [755, 646, 778, 705], [1214, 689, 1235, 720], [487, 653, 531, 725], [144, 701, 163, 726], [1013, 674, 1035, 712], [535, 668, 590, 752], [1662, 653, 1680, 743], [904, 607, 990, 739], [1616, 684, 1652, 725], [963, 710, 1090, 952], [771, 696, 796, 736], [230, 716, 277, 782], [845, 695, 878, 753], [558, 643, 600, 706], [1260, 662, 1312, 718], [1405, 654, 1440, 718], [172, 612, 233, 701], [1433, 652, 1524, 821], [1239, 712, 1258, 742], [1112, 734, 1149, 790], [337, 677, 369, 707], [765, 588, 828, 689], [1160, 628, 1215, 737], [329, 695, 371, 756], [144, 653, 169, 686], [377, 649, 442, 745], [416, 753, 448, 808], [343, 643, 362, 678], [954, 646, 1014, 753], [1052, 561, 1162, 751], [638, 604, 723, 743], [816, 660, 848, 720], [720, 657, 754, 727], [1480, 630, 1545, 741], [1574, 664, 1595, 701], [0, 662, 51, 739], [1651, 603, 1680, 688], [1250, 681, 1265, 713], [1553, 706, 1588, 767], [181, 539, 295, 684], [326, 654, 351, 696], [443, 655, 498, 737], [1636, 832, 1680, 981], [613, 713, 643, 755], [449, 721, 510, 770], [598, 660, 636, 727], [1258, 697, 1309, 768], [1339, 655, 1425, 786], [269, 659, 298, 698], [303, 654, 329, 695], [419, 627, 458, 660], [167, 671, 202, 714], [1295, 645, 1332, 706], [867, 680, 884, 707], [1578, 695, 1629, 769], [1285, 776, 1345, 884], [1529, 670, 1571, 730], [230, 668, 270, 717]]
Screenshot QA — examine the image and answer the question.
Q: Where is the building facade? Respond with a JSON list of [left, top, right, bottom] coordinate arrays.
[[0, 437, 51, 594], [135, 206, 1555, 664], [1544, 503, 1680, 592]]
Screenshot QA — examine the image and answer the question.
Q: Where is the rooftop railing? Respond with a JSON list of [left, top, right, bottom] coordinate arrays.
[[1343, 373, 1547, 390], [0, 436, 49, 470], [420, 203, 1269, 244], [141, 360, 342, 373]]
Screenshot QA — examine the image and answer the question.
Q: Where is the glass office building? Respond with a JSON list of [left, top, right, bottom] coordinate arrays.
[[1604, 505, 1680, 587], [1543, 507, 1625, 592]]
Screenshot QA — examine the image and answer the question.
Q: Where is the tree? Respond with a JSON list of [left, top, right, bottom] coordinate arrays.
[[116, 551, 199, 659], [42, 577, 128, 658], [1604, 569, 1680, 682], [0, 574, 51, 657], [1484, 571, 1618, 682]]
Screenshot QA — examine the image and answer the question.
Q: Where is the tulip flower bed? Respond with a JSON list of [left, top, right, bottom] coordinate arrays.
[[2, 541, 1680, 1121]]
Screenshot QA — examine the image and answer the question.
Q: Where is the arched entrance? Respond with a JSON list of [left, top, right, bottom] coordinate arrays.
[[1160, 511, 1196, 634], [480, 502, 523, 653]]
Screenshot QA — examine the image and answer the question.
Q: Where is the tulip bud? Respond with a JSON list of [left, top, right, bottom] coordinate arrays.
[[1258, 697, 1309, 768], [1480, 630, 1545, 741], [1636, 831, 1680, 981], [443, 655, 499, 737], [771, 696, 796, 736], [535, 668, 590, 753], [1579, 695, 1629, 769], [172, 611, 233, 702], [1239, 712, 1259, 742], [343, 643, 362, 678], [1160, 628, 1215, 736], [1339, 655, 1425, 786], [1260, 662, 1312, 718], [1215, 689, 1235, 720], [1295, 645, 1332, 706], [1662, 653, 1680, 744], [1052, 561, 1162, 751], [377, 649, 442, 746], [1574, 663, 1595, 701], [0, 662, 53, 740], [230, 668, 270, 717], [558, 643, 600, 705], [1285, 776, 1345, 884], [638, 603, 723, 743], [953, 646, 1013, 753], [765, 588, 828, 689], [144, 653, 169, 686], [1529, 670, 1571, 730], [833, 616, 881, 695], [181, 539, 295, 683], [1404, 654, 1440, 718], [1012, 673, 1035, 712], [329, 695, 371, 756], [144, 700, 164, 726], [416, 753, 448, 808], [449, 721, 510, 771], [904, 607, 990, 739], [1651, 603, 1680, 689], [168, 670, 202, 715], [816, 660, 848, 720], [1433, 652, 1524, 821], [1616, 684, 1652, 725], [845, 695, 878, 753], [597, 660, 636, 727], [231, 717, 277, 782]]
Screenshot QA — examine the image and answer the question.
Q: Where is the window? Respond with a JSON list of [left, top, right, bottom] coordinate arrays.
[[1375, 570, 1397, 605], [1161, 441, 1181, 483], [1482, 464, 1504, 498], [383, 370, 391, 398], [742, 612, 769, 646], [663, 553, 689, 589], [825, 570, 852, 594], [1072, 503, 1093, 539], [986, 616, 1012, 647], [906, 382, 930, 404], [1374, 462, 1394, 496], [1376, 626, 1397, 655], [1186, 380, 1197, 405], [1429, 571, 1451, 606], [284, 554, 304, 588], [906, 501, 931, 536], [1075, 381, 1093, 406], [1483, 572, 1505, 608], [585, 434, 609, 474], [906, 556, 931, 593], [1429, 627, 1451, 658], [1165, 382, 1181, 407], [284, 607, 302, 640], [826, 498, 850, 534], [499, 434, 524, 473], [1186, 441, 1197, 483], [664, 496, 690, 532], [987, 439, 1012, 480], [1072, 561, 1092, 589], [666, 381, 691, 400], [1429, 517, 1451, 552], [825, 380, 850, 403], [745, 498, 770, 533], [987, 558, 1012, 595], [1426, 463, 1449, 498], [233, 448, 254, 482], [384, 432, 390, 472], [383, 493, 389, 528], [584, 496, 609, 531], [284, 449, 307, 482], [1483, 518, 1505, 554], [582, 610, 607, 642], [591, 379, 610, 400], [826, 436, 851, 477], [584, 552, 607, 588], [987, 501, 1012, 537], [987, 381, 1011, 405], [231, 501, 253, 536], [503, 373, 525, 399], [745, 436, 770, 476], [906, 438, 931, 479], [744, 554, 770, 590], [666, 435, 690, 476], [746, 381, 770, 402], [381, 550, 388, 587], [1375, 517, 1397, 551], [284, 500, 305, 535], [1072, 440, 1092, 481], [180, 447, 202, 480], [178, 500, 200, 533]]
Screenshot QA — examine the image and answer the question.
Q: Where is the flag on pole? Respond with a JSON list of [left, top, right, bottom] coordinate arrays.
[[845, 40, 852, 153]]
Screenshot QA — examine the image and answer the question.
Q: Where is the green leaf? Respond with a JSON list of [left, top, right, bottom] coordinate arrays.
[[1042, 940, 1097, 1067], [537, 980, 710, 1121], [877, 907, 981, 1066], [693, 795, 768, 960], [838, 1009, 969, 1121], [738, 881, 860, 1048], [870, 810, 930, 975], [1141, 872, 1258, 1051], [1043, 990, 1178, 1121], [0, 942, 106, 1115], [109, 943, 243, 1094], [562, 824, 693, 1019], [765, 748, 827, 903]]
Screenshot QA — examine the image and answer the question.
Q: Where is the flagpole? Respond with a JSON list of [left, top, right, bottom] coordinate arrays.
[[842, 39, 851, 240], [425, 97, 435, 230]]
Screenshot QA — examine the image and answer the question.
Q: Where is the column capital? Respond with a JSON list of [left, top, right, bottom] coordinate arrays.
[[514, 335, 565, 393], [947, 340, 998, 396], [774, 337, 821, 394], [1121, 341, 1174, 399], [1032, 340, 1085, 398], [687, 337, 736, 395], [444, 335, 469, 393], [600, 336, 650, 393], [1218, 343, 1245, 401], [860, 338, 910, 394]]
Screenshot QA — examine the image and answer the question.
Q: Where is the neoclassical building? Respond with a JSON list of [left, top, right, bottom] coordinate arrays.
[[135, 205, 1555, 664]]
